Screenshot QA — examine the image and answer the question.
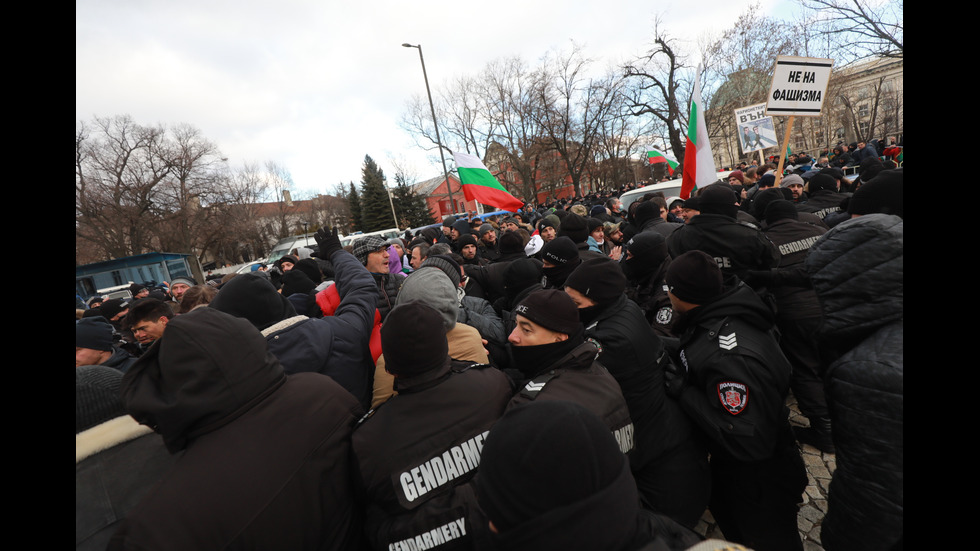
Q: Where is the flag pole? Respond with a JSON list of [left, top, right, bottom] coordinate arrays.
[[403, 43, 458, 216], [774, 115, 795, 188]]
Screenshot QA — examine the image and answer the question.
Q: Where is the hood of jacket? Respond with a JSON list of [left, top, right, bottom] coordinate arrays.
[[120, 307, 286, 453], [805, 213, 903, 341]]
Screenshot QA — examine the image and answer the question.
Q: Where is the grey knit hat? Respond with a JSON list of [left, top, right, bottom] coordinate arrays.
[[76, 365, 127, 433]]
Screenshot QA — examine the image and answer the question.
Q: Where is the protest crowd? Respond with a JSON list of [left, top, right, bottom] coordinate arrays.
[[77, 146, 903, 551]]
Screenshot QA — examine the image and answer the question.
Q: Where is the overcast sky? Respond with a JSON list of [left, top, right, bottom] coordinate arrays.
[[76, 0, 800, 197]]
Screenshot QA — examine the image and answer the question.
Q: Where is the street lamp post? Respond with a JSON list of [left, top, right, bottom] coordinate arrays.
[[384, 179, 400, 229], [402, 42, 458, 217]]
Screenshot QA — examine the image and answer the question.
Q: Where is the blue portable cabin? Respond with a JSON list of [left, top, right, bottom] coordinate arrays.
[[75, 252, 202, 301]]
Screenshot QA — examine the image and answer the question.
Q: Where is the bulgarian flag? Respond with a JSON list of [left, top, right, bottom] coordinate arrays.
[[452, 151, 525, 212], [680, 67, 717, 200], [647, 149, 679, 175]]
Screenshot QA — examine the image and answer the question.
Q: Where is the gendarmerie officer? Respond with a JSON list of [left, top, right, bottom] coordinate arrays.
[[505, 289, 635, 459], [666, 184, 779, 286], [563, 257, 710, 530], [351, 302, 512, 551], [663, 251, 807, 551]]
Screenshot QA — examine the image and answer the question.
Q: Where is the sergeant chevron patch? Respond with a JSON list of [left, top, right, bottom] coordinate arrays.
[[718, 332, 737, 350], [524, 381, 547, 392]]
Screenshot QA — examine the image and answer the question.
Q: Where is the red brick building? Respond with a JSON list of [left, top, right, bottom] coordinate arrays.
[[411, 174, 484, 222]]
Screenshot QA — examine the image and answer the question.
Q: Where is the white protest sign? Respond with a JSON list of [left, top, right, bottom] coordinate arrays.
[[734, 103, 776, 153], [765, 56, 834, 117]]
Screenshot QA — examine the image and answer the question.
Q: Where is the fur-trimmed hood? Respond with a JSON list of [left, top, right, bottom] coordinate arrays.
[[76, 415, 153, 464]]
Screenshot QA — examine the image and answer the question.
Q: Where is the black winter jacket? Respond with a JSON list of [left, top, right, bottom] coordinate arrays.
[[352, 361, 512, 551], [671, 282, 795, 462], [805, 214, 903, 551], [112, 308, 365, 551]]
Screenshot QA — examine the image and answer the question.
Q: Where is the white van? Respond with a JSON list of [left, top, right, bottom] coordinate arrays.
[[618, 171, 732, 213], [267, 233, 319, 264], [340, 228, 403, 249]]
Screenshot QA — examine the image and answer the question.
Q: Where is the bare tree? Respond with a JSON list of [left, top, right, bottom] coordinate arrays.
[[797, 0, 903, 62], [700, 3, 799, 164], [76, 115, 172, 259], [623, 20, 691, 164], [153, 124, 231, 262], [534, 46, 629, 197], [264, 161, 296, 238], [481, 56, 553, 203]]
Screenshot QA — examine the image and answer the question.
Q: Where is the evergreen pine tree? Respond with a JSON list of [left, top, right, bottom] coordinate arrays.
[[346, 181, 363, 233], [392, 174, 437, 228], [359, 155, 395, 232]]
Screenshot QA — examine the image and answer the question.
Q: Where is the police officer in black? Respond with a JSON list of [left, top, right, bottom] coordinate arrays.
[[505, 289, 635, 460], [351, 301, 512, 551], [749, 200, 834, 453], [663, 251, 807, 551], [666, 184, 779, 287]]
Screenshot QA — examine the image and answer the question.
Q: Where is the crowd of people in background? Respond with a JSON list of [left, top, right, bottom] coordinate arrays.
[[77, 141, 902, 551]]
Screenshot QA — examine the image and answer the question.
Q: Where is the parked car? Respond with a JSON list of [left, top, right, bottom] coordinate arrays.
[[618, 171, 733, 213]]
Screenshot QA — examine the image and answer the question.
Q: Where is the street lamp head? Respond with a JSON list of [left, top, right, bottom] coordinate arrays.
[[402, 43, 417, 48]]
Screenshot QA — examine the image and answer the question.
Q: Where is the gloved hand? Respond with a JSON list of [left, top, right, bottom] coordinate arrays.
[[314, 227, 343, 259], [661, 353, 687, 398]]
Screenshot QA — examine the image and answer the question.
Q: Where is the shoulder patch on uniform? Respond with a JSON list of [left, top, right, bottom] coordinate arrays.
[[655, 306, 673, 325], [717, 382, 748, 415], [718, 331, 737, 350], [586, 337, 603, 356]]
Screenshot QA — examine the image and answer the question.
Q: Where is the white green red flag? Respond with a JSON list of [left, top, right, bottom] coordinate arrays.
[[647, 150, 679, 175], [452, 151, 524, 212], [681, 67, 717, 200]]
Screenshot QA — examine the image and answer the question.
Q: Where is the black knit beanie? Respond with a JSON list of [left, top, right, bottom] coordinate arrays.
[[764, 199, 800, 225], [208, 273, 298, 330], [293, 258, 323, 284], [475, 400, 630, 532], [499, 231, 525, 255], [564, 257, 628, 306], [281, 270, 317, 297], [76, 365, 127, 433], [503, 258, 543, 298], [76, 316, 114, 351], [633, 201, 661, 227], [452, 219, 472, 237], [381, 301, 450, 377], [664, 251, 724, 305], [808, 173, 838, 194], [558, 213, 589, 244], [540, 236, 579, 266], [849, 168, 903, 218], [697, 184, 739, 219], [457, 234, 479, 249], [858, 156, 884, 180], [622, 232, 670, 282], [514, 289, 581, 335], [99, 298, 131, 321], [752, 187, 792, 219], [586, 217, 604, 234]]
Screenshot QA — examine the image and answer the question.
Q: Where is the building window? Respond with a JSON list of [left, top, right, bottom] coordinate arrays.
[[858, 104, 869, 118], [859, 121, 870, 135]]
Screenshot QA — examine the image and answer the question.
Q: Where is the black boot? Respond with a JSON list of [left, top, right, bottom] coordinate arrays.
[[793, 417, 835, 454]]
